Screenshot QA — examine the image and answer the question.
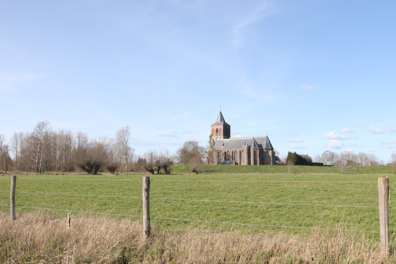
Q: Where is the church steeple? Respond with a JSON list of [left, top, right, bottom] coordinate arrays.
[[210, 111, 231, 142]]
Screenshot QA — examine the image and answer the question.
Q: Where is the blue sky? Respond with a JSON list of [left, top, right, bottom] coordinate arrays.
[[1, 0, 396, 162]]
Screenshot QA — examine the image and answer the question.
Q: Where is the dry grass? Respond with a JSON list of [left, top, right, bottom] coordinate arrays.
[[0, 212, 394, 263]]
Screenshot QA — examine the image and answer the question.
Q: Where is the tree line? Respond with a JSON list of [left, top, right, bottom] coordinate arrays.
[[313, 150, 392, 166], [0, 121, 207, 174]]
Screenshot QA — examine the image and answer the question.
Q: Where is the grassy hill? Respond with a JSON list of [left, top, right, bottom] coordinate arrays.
[[172, 164, 395, 175]]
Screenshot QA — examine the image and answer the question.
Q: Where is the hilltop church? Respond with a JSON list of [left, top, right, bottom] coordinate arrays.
[[209, 111, 275, 165]]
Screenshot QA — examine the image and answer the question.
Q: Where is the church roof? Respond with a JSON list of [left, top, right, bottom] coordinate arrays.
[[212, 111, 230, 126], [213, 136, 274, 150]]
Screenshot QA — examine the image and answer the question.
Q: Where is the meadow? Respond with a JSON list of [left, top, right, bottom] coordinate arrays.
[[2, 169, 396, 263], [0, 170, 395, 238]]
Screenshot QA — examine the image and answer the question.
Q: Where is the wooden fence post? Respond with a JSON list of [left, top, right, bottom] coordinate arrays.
[[10, 176, 16, 220], [143, 177, 150, 239], [378, 176, 390, 257]]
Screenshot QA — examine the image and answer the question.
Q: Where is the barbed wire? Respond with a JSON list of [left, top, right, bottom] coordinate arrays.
[[0, 178, 378, 184], [0, 190, 379, 208], [151, 216, 377, 233], [0, 204, 140, 218], [0, 204, 376, 233], [6, 191, 141, 199]]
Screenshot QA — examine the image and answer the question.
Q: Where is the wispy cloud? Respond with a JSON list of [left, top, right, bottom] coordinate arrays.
[[324, 132, 356, 140], [367, 127, 395, 134], [159, 131, 180, 138], [233, 2, 274, 46], [326, 140, 343, 149], [288, 138, 304, 143], [168, 140, 180, 145], [299, 84, 314, 90], [341, 128, 354, 133]]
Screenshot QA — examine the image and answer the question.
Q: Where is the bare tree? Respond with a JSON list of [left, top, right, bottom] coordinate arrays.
[[116, 126, 134, 173], [73, 133, 108, 175], [0, 135, 11, 171], [30, 121, 51, 173], [390, 151, 396, 165], [176, 141, 205, 164], [188, 156, 203, 174], [0, 134, 5, 158], [143, 151, 158, 174]]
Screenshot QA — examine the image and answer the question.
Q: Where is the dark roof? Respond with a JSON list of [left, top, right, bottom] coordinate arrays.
[[213, 136, 274, 150], [212, 111, 230, 126]]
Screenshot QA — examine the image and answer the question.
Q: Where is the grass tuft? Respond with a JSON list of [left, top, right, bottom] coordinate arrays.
[[0, 212, 393, 263]]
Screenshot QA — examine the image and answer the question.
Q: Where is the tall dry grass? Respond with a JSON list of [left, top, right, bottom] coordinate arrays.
[[0, 211, 393, 263]]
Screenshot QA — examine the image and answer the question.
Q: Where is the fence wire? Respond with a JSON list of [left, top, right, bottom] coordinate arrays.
[[0, 204, 140, 218], [0, 190, 380, 208], [0, 204, 376, 233], [151, 216, 377, 233], [0, 178, 378, 184]]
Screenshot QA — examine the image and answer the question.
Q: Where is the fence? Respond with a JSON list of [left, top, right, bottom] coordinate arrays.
[[2, 175, 392, 257]]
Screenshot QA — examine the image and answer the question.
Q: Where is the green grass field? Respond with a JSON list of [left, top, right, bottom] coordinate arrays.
[[0, 172, 395, 240], [172, 164, 395, 174]]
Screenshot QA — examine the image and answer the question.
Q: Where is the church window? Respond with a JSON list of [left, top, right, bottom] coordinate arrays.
[[227, 151, 231, 161], [216, 128, 218, 136], [220, 152, 224, 162], [235, 151, 238, 162], [242, 151, 245, 162], [254, 151, 257, 164], [213, 152, 216, 164]]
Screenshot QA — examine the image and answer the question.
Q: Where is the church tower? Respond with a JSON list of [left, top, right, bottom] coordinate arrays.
[[210, 111, 231, 142]]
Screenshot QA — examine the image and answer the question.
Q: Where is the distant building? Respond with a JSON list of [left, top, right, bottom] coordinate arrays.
[[209, 111, 275, 165]]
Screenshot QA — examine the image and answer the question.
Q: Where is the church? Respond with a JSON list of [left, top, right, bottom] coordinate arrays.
[[209, 111, 275, 165]]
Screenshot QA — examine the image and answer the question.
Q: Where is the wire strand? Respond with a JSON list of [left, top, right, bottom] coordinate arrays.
[[8, 205, 141, 218], [1, 178, 378, 184], [152, 216, 377, 233], [0, 191, 378, 208]]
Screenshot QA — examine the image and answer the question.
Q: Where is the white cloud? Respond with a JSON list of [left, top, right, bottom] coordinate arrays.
[[289, 145, 307, 149], [369, 149, 375, 152], [341, 128, 354, 133], [168, 141, 180, 145], [288, 138, 304, 143], [327, 140, 343, 149], [299, 84, 314, 90], [380, 140, 396, 145], [159, 131, 179, 137], [368, 127, 395, 134], [325, 132, 349, 140], [382, 145, 396, 149]]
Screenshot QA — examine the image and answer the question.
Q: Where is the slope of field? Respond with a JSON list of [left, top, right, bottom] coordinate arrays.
[[172, 164, 395, 174], [0, 173, 395, 240]]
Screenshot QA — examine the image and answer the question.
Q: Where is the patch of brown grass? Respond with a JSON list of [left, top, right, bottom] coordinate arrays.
[[0, 212, 392, 263]]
